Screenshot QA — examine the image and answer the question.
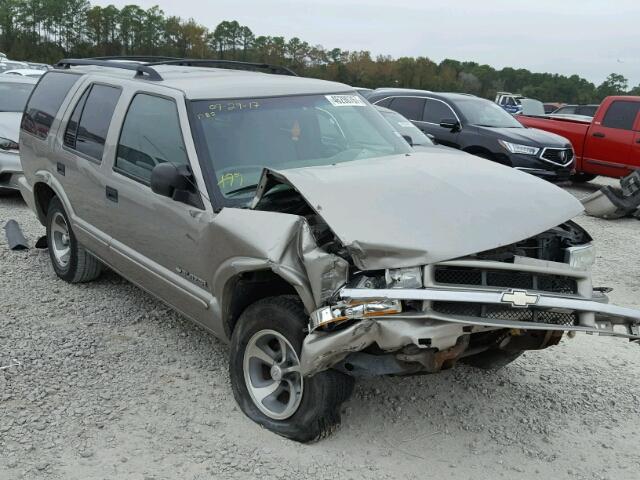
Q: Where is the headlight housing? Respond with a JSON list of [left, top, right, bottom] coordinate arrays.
[[565, 244, 596, 270], [498, 139, 539, 156], [0, 137, 19, 152], [385, 266, 423, 289]]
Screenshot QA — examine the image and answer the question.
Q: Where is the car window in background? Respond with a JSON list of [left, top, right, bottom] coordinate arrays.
[[389, 97, 425, 121], [191, 93, 411, 198], [63, 84, 121, 161], [0, 81, 35, 112], [423, 99, 456, 124], [21, 71, 80, 139], [115, 94, 189, 183], [520, 99, 545, 116], [377, 108, 434, 146], [602, 101, 640, 130], [554, 106, 576, 115], [576, 105, 598, 117], [455, 97, 523, 128], [374, 97, 393, 108]]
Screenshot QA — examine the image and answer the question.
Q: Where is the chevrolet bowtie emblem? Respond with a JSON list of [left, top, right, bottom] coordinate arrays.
[[501, 289, 539, 308]]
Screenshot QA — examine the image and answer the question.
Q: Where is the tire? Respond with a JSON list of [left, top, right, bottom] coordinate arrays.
[[229, 296, 354, 442], [462, 349, 523, 370], [571, 172, 597, 183], [46, 197, 102, 283]]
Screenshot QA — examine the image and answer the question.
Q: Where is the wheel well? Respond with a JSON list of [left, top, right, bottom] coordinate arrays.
[[33, 182, 57, 224], [223, 270, 298, 339]]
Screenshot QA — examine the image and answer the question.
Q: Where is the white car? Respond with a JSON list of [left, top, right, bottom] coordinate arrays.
[[3, 68, 44, 78], [0, 75, 37, 193]]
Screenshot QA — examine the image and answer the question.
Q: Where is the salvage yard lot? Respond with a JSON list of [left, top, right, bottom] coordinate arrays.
[[1, 178, 640, 480]]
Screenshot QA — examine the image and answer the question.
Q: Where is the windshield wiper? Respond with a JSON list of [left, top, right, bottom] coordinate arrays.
[[225, 183, 259, 197]]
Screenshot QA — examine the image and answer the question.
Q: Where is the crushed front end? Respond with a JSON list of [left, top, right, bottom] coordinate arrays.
[[301, 222, 640, 377]]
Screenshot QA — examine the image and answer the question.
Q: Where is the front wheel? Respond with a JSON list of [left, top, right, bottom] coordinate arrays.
[[229, 296, 354, 442]]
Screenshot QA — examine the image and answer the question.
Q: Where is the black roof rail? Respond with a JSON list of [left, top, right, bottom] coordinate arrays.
[[89, 55, 184, 62], [54, 58, 163, 81], [144, 58, 298, 76]]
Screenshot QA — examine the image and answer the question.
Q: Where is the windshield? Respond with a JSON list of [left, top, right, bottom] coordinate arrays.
[[520, 99, 545, 116], [0, 81, 35, 112], [379, 109, 433, 146], [458, 97, 523, 128], [191, 93, 411, 198]]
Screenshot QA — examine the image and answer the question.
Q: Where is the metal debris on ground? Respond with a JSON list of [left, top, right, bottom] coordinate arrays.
[[581, 171, 640, 219], [3, 219, 29, 250]]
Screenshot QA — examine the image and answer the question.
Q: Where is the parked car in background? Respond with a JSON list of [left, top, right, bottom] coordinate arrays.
[[366, 88, 575, 181], [3, 68, 44, 78], [25, 62, 50, 71], [543, 103, 564, 114], [519, 96, 640, 181], [552, 104, 599, 117], [0, 60, 29, 73], [495, 91, 525, 114], [375, 105, 436, 149], [0, 75, 37, 193], [519, 98, 545, 116], [19, 58, 640, 442]]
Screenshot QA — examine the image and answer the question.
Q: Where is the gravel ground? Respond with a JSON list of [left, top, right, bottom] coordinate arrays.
[[1, 178, 639, 480]]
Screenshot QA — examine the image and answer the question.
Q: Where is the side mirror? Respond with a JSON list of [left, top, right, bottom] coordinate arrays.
[[150, 163, 203, 208], [402, 134, 413, 146], [439, 119, 460, 132]]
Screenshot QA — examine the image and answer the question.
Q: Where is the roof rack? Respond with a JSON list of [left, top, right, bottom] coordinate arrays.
[[54, 57, 297, 81], [144, 59, 298, 76], [55, 58, 163, 81]]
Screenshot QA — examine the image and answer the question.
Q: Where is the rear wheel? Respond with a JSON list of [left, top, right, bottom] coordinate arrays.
[[229, 296, 354, 442], [571, 172, 597, 183], [46, 197, 102, 283]]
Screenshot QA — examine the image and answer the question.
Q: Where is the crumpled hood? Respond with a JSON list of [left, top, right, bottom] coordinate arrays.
[[0, 112, 22, 142], [477, 125, 570, 147], [257, 150, 584, 270]]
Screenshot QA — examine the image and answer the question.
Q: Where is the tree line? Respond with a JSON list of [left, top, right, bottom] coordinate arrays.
[[1, 0, 638, 103]]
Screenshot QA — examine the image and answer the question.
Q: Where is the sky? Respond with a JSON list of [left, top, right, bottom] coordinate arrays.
[[94, 0, 640, 87]]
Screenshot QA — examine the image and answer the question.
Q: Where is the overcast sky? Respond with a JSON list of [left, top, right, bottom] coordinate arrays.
[[95, 0, 640, 87]]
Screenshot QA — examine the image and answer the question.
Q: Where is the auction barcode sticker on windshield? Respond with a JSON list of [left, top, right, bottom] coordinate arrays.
[[325, 94, 366, 107]]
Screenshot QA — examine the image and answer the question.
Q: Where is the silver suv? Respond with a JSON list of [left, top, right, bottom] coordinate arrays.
[[18, 58, 640, 442]]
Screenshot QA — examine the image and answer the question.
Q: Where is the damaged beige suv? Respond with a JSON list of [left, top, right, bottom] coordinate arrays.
[[19, 58, 640, 442]]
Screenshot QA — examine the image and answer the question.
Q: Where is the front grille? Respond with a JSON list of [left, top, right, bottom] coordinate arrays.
[[540, 148, 573, 165], [434, 266, 578, 294], [432, 301, 578, 326]]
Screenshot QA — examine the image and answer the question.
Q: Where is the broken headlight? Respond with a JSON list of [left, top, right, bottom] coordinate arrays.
[[385, 266, 423, 289], [565, 244, 596, 270]]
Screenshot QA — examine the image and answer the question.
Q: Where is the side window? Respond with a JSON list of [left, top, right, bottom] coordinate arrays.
[[21, 72, 81, 139], [115, 94, 188, 183], [389, 97, 425, 121], [602, 101, 640, 130], [374, 97, 393, 108], [63, 87, 90, 148], [423, 99, 456, 124]]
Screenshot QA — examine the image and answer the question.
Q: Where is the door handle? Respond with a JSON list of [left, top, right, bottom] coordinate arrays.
[[592, 132, 605, 138], [105, 186, 118, 203]]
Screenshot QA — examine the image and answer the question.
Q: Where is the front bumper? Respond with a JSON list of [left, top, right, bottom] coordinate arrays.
[[509, 152, 573, 181], [302, 284, 640, 376], [0, 150, 22, 191]]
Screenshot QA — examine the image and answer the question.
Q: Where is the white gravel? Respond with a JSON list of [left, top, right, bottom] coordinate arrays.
[[1, 178, 640, 480]]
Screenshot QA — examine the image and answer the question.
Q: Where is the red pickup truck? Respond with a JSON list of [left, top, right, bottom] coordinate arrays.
[[518, 96, 640, 181]]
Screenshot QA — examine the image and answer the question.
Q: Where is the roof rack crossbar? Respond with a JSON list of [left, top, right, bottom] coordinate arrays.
[[54, 58, 163, 81], [144, 59, 298, 76]]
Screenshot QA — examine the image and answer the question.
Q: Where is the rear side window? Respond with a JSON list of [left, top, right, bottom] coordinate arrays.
[[21, 72, 80, 139], [63, 84, 121, 162], [423, 99, 456, 124], [389, 97, 425, 121], [602, 101, 640, 130], [115, 94, 188, 183], [374, 97, 393, 108]]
